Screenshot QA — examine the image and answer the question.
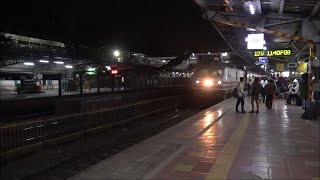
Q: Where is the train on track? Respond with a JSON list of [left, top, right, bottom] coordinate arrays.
[[191, 61, 264, 98]]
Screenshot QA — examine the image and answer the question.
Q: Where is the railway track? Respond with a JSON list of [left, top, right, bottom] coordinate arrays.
[[20, 107, 197, 180], [1, 94, 221, 179]]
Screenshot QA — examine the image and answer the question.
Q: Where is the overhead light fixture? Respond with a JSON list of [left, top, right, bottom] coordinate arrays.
[[263, 46, 267, 50], [208, 52, 211, 55], [247, 33, 264, 49], [249, 4, 255, 14], [54, 61, 64, 64], [65, 65, 73, 69], [246, 28, 256, 32], [222, 52, 228, 57], [24, 62, 34, 66], [39, 60, 49, 63], [162, 60, 166, 63]]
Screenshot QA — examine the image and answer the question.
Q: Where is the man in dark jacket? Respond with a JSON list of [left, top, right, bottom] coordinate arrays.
[[265, 79, 276, 109], [250, 77, 262, 113]]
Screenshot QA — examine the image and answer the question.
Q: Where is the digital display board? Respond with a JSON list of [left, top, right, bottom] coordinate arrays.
[[253, 49, 291, 57]]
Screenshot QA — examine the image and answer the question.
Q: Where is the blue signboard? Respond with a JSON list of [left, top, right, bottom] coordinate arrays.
[[259, 57, 268, 64]]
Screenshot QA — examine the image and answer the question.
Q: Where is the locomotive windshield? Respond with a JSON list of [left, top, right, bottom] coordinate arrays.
[[197, 70, 222, 77]]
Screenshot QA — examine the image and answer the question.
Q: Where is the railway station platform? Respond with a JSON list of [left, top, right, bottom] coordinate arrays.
[[70, 97, 320, 180]]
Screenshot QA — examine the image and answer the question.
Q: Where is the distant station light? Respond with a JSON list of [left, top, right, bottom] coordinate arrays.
[[39, 60, 49, 63], [54, 61, 64, 64], [113, 50, 120, 57], [65, 65, 73, 69], [222, 52, 228, 57], [105, 66, 111, 71], [111, 69, 118, 75], [87, 67, 96, 71], [24, 62, 34, 66]]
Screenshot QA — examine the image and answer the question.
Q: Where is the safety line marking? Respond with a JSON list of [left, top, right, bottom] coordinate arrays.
[[205, 115, 250, 180]]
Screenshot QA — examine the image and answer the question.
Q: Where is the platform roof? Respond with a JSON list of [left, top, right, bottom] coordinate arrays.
[[194, 0, 320, 69]]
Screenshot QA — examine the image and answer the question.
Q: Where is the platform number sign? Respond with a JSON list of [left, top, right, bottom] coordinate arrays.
[[253, 49, 292, 57]]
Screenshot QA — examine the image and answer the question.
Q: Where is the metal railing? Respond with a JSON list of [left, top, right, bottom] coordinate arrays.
[[0, 96, 181, 154], [61, 75, 189, 96]]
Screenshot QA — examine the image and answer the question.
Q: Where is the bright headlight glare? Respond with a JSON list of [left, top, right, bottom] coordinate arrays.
[[196, 80, 200, 84], [218, 80, 222, 84], [204, 79, 213, 86]]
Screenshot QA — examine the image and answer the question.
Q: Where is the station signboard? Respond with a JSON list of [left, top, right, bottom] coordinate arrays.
[[258, 57, 268, 64], [253, 49, 292, 57], [276, 63, 285, 72]]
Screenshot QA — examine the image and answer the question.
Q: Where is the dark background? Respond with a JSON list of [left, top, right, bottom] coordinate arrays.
[[0, 0, 229, 56]]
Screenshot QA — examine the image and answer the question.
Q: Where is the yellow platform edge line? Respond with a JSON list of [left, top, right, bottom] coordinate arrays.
[[205, 115, 250, 180]]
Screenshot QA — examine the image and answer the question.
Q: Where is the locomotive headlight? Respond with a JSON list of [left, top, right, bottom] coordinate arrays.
[[196, 80, 200, 84], [204, 79, 213, 86], [218, 80, 222, 85]]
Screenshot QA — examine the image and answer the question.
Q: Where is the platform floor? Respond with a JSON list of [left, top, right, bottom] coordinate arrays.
[[70, 98, 319, 180]]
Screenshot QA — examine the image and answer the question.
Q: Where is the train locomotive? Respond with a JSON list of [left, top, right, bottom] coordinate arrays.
[[191, 62, 249, 98]]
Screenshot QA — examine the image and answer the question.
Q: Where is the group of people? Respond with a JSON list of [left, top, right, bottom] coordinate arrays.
[[235, 77, 276, 113]]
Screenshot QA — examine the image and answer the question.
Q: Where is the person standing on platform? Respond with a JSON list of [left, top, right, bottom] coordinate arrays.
[[260, 78, 268, 103], [247, 78, 252, 96], [265, 79, 276, 109], [250, 77, 262, 113], [236, 77, 246, 113]]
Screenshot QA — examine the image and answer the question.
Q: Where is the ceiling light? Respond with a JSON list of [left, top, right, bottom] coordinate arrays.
[[249, 4, 255, 14], [24, 62, 34, 66], [65, 65, 73, 69], [39, 60, 49, 63], [222, 52, 228, 57], [54, 61, 64, 64]]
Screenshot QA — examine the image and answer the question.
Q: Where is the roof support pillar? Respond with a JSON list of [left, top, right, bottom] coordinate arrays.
[[279, 0, 285, 16]]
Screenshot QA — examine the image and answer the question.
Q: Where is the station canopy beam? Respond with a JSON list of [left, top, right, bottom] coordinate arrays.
[[195, 0, 319, 65]]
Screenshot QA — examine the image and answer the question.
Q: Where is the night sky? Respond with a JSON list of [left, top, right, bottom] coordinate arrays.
[[1, 0, 229, 56]]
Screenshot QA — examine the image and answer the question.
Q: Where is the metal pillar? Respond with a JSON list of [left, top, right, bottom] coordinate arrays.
[[79, 73, 83, 95], [308, 45, 314, 102], [97, 70, 100, 94], [58, 73, 62, 97]]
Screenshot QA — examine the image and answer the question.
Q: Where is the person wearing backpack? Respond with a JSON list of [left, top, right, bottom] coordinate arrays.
[[236, 77, 246, 113], [250, 77, 262, 113]]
